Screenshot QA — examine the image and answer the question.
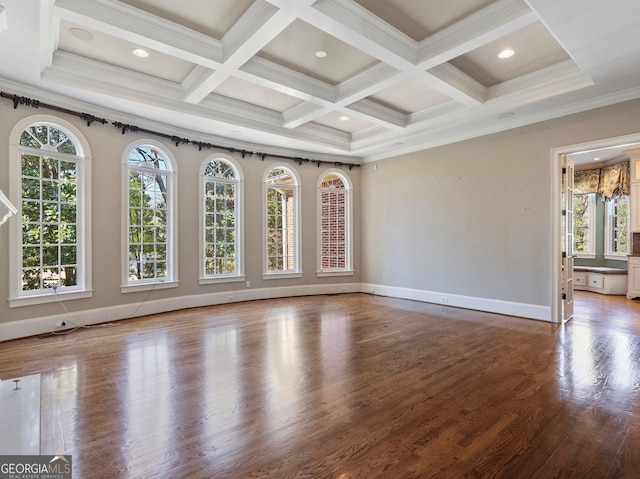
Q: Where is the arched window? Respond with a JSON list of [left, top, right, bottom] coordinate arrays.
[[9, 117, 92, 306], [263, 165, 301, 277], [200, 155, 244, 283], [123, 141, 177, 290], [317, 170, 353, 275]]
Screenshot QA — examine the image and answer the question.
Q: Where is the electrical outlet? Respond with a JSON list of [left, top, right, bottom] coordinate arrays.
[[55, 321, 66, 329], [441, 297, 448, 303], [246, 281, 250, 288]]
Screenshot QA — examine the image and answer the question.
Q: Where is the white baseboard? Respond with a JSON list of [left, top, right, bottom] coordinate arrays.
[[1, 282, 551, 341], [0, 283, 362, 342], [360, 283, 551, 322]]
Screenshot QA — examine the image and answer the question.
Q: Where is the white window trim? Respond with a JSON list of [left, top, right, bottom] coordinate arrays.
[[604, 196, 629, 261], [8, 115, 93, 308], [316, 168, 354, 277], [574, 193, 596, 259], [198, 153, 245, 285], [262, 163, 302, 277], [121, 139, 178, 292]]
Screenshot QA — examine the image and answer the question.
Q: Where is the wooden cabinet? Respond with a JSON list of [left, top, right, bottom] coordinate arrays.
[[628, 256, 640, 299], [629, 152, 640, 233], [632, 183, 640, 232], [574, 267, 627, 295]]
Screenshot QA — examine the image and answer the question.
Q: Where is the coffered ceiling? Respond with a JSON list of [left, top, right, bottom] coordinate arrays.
[[1, 0, 639, 164]]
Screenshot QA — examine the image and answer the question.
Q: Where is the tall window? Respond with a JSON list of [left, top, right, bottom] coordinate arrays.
[[605, 196, 629, 258], [264, 165, 300, 277], [200, 155, 244, 283], [574, 193, 596, 258], [124, 142, 177, 289], [318, 170, 353, 275], [9, 118, 92, 306]]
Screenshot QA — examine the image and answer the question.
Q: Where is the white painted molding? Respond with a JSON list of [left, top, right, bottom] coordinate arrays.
[[0, 282, 554, 342], [360, 283, 551, 322], [0, 76, 360, 166], [308, 0, 416, 68], [417, 0, 538, 69], [0, 283, 360, 342], [53, 0, 223, 67], [346, 99, 407, 129]]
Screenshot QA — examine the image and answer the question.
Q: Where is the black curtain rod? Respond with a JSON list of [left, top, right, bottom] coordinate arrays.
[[1, 91, 359, 170]]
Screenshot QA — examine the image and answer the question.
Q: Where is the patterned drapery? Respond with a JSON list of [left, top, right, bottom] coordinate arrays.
[[573, 161, 630, 200], [574, 168, 601, 194]]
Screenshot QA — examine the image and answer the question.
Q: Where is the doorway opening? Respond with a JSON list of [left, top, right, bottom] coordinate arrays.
[[551, 133, 640, 323]]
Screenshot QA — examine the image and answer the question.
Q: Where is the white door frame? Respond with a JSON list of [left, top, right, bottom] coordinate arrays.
[[550, 132, 640, 323]]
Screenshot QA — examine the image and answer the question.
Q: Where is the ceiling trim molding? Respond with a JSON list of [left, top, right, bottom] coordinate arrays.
[[305, 0, 417, 69], [53, 0, 224, 67], [346, 99, 407, 130], [417, 0, 539, 69]]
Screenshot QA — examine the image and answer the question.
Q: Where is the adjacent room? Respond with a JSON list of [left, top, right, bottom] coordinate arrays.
[[1, 0, 640, 477]]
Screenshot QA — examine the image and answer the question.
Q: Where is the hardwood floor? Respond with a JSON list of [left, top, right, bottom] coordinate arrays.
[[1, 292, 639, 478]]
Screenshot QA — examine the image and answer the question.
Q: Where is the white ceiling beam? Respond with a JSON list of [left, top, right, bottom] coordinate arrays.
[[283, 0, 538, 125], [53, 0, 223, 68], [283, 102, 332, 129], [486, 60, 593, 106], [346, 100, 407, 129], [42, 51, 353, 151], [427, 64, 488, 105], [417, 0, 539, 69], [182, 0, 294, 104]]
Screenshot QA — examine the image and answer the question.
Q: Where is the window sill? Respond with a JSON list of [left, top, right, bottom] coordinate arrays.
[[199, 275, 245, 285], [262, 272, 303, 280], [575, 254, 596, 259], [121, 280, 179, 293], [9, 289, 93, 308], [316, 270, 354, 277]]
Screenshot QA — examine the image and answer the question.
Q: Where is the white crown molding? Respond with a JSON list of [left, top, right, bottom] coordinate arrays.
[[486, 60, 593, 106], [360, 85, 640, 163], [0, 76, 359, 162]]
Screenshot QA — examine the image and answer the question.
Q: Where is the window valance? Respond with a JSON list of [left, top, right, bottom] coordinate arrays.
[[574, 161, 630, 200]]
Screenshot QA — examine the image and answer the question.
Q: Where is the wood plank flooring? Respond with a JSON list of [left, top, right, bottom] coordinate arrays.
[[1, 292, 639, 478]]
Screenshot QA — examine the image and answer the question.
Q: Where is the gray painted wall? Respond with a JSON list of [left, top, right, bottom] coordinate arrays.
[[360, 99, 640, 309]]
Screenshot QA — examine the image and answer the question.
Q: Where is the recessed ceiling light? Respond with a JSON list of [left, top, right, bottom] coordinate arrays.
[[69, 27, 94, 41], [339, 115, 349, 121], [315, 50, 327, 58], [132, 48, 149, 58], [498, 49, 515, 59]]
